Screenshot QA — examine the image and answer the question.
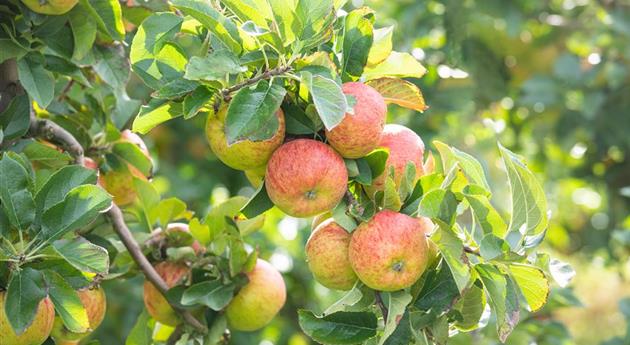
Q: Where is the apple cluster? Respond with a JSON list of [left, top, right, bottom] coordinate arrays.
[[207, 82, 435, 293]]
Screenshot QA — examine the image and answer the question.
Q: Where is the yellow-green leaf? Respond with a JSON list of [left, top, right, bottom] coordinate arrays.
[[366, 77, 427, 112]]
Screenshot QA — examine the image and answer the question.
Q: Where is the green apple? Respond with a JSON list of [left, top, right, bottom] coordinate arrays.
[[21, 0, 78, 15]]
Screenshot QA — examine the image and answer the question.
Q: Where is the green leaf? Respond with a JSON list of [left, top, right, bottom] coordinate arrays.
[[93, 45, 130, 90], [20, 140, 72, 169], [476, 263, 520, 343], [35, 165, 97, 217], [383, 175, 402, 211], [5, 268, 47, 334], [341, 8, 374, 81], [79, 0, 125, 41], [0, 94, 30, 141], [293, 0, 335, 52], [417, 189, 458, 226], [434, 141, 490, 190], [172, 0, 243, 54], [298, 310, 378, 345], [181, 280, 235, 311], [189, 217, 211, 246], [225, 79, 286, 144], [463, 186, 507, 237], [508, 263, 549, 312], [43, 270, 89, 333], [379, 291, 412, 345], [453, 280, 486, 331], [132, 100, 183, 134], [367, 26, 393, 66], [17, 56, 54, 108], [0, 153, 35, 231], [365, 77, 427, 112], [129, 13, 186, 90], [332, 197, 358, 232], [183, 87, 214, 119], [52, 237, 109, 274], [184, 50, 246, 82], [68, 4, 97, 60], [479, 234, 511, 261], [432, 225, 470, 293], [301, 70, 347, 130], [0, 39, 27, 63], [125, 311, 153, 345], [112, 142, 152, 176], [398, 162, 417, 201], [323, 284, 374, 316], [498, 144, 548, 249], [363, 52, 426, 80], [153, 79, 200, 100], [41, 185, 112, 242], [364, 148, 389, 180], [150, 198, 189, 226], [241, 183, 274, 219]]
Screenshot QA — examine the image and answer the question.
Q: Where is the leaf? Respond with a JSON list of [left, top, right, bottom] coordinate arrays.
[[35, 165, 97, 217], [112, 142, 153, 176], [479, 234, 511, 261], [21, 140, 72, 169], [508, 264, 549, 312], [293, 0, 335, 51], [129, 13, 186, 90], [41, 185, 112, 242], [383, 175, 402, 212], [150, 198, 190, 226], [341, 8, 374, 81], [367, 26, 393, 66], [323, 284, 374, 316], [68, 4, 97, 60], [412, 261, 459, 327], [434, 141, 490, 190], [225, 80, 286, 144], [79, 0, 125, 41], [125, 311, 153, 345], [364, 148, 389, 180], [17, 55, 54, 108], [240, 183, 274, 219], [0, 94, 30, 141], [366, 77, 427, 112], [0, 39, 27, 63], [43, 270, 89, 333], [417, 189, 458, 226], [93, 45, 130, 90], [499, 144, 548, 249], [379, 291, 412, 345], [181, 280, 235, 311], [183, 87, 214, 119], [476, 263, 520, 343], [153, 79, 200, 99], [453, 281, 486, 331], [464, 187, 507, 237], [52, 237, 109, 274], [332, 197, 358, 232], [132, 100, 183, 134], [362, 52, 426, 80], [548, 258, 575, 288], [184, 50, 246, 82], [0, 153, 35, 231], [301, 70, 347, 130], [298, 310, 378, 345], [4, 268, 47, 334], [172, 0, 243, 54], [432, 225, 470, 293]]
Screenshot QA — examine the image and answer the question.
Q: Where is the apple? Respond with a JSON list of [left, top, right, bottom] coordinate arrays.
[[206, 106, 285, 171], [0, 292, 54, 345], [121, 129, 150, 157], [368, 124, 426, 195], [21, 0, 78, 15], [225, 259, 286, 331], [311, 212, 333, 230], [265, 139, 348, 217], [50, 287, 107, 344], [348, 210, 431, 291], [143, 262, 190, 326], [326, 82, 387, 158], [306, 219, 358, 290]]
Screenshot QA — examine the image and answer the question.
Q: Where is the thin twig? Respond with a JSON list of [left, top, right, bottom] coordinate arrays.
[[166, 325, 185, 345], [375, 292, 388, 321], [57, 79, 75, 102], [463, 245, 480, 256], [107, 205, 208, 334], [219, 65, 292, 101], [345, 190, 364, 215]]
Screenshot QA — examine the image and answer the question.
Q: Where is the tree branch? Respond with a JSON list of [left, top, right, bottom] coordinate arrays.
[[217, 65, 293, 108], [374, 291, 388, 321], [107, 205, 208, 334], [28, 111, 85, 165]]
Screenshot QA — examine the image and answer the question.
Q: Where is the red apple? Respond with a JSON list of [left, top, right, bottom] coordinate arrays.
[[225, 259, 286, 331], [306, 219, 358, 290], [0, 292, 54, 345], [265, 139, 348, 217], [206, 106, 285, 171], [50, 287, 107, 344], [143, 262, 190, 326], [325, 82, 387, 158], [349, 210, 431, 291], [368, 124, 425, 195]]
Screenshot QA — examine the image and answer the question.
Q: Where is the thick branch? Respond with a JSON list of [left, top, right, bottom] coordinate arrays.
[[107, 205, 208, 334], [28, 112, 85, 165]]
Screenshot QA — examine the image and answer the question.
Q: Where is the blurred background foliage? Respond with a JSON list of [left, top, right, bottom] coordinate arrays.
[[90, 0, 630, 344]]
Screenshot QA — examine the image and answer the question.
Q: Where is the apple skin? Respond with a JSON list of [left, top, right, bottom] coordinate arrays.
[[50, 287, 107, 344], [226, 259, 286, 331], [265, 139, 348, 217], [311, 212, 333, 230], [348, 210, 431, 291], [100, 167, 147, 206], [367, 124, 426, 195], [121, 129, 150, 157], [143, 262, 190, 326], [0, 292, 55, 345], [206, 106, 285, 171], [306, 219, 358, 290], [325, 82, 387, 159], [21, 0, 78, 15]]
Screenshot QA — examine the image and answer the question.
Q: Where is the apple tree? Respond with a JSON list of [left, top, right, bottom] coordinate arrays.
[[0, 0, 572, 344]]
